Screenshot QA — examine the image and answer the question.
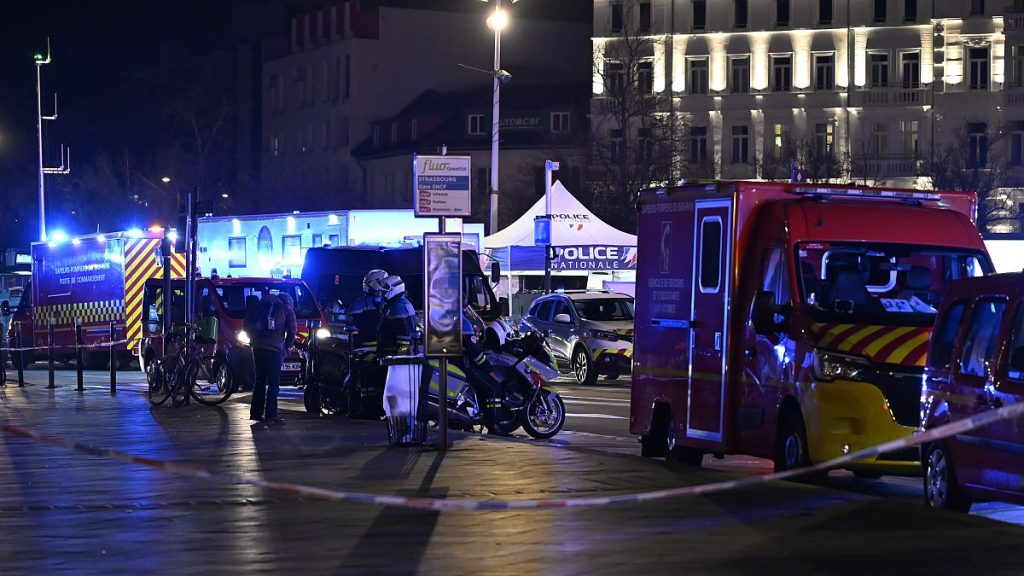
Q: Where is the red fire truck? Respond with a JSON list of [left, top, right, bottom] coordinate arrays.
[[631, 181, 993, 476], [9, 230, 185, 368]]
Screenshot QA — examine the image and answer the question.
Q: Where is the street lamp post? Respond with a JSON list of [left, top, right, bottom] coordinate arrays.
[[34, 39, 69, 243], [485, 0, 514, 236]]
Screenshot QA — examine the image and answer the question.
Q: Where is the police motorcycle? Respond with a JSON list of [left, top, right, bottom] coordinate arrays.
[[418, 324, 566, 440]]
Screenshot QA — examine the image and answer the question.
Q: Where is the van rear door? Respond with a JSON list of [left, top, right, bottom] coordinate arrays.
[[687, 199, 733, 443]]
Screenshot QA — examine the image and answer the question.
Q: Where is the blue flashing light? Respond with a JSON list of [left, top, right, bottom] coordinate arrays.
[[50, 230, 69, 245], [167, 230, 179, 244], [126, 228, 143, 238], [71, 238, 81, 246]]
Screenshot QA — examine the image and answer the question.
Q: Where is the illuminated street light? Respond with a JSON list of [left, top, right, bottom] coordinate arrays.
[[481, 0, 518, 235]]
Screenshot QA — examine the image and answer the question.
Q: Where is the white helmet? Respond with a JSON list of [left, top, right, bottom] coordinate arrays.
[[363, 269, 389, 296], [383, 275, 406, 301]]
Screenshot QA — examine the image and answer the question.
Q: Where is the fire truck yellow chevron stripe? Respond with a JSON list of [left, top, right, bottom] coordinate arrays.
[[884, 331, 932, 366], [171, 253, 186, 278], [124, 239, 185, 350], [817, 323, 854, 348], [861, 326, 915, 358], [833, 325, 886, 353]]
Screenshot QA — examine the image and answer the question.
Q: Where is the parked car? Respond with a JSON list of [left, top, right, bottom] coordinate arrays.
[[520, 291, 634, 385], [921, 272, 1024, 512]]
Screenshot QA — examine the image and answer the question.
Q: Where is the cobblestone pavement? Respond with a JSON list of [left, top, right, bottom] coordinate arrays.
[[0, 371, 1022, 575]]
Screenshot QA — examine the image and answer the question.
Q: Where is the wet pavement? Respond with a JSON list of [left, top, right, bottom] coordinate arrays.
[[1, 370, 1023, 575]]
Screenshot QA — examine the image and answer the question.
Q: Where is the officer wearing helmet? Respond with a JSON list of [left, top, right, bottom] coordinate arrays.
[[377, 275, 417, 356], [460, 304, 507, 434], [348, 269, 388, 348]]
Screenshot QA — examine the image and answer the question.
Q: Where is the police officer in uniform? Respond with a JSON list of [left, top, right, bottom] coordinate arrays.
[[348, 269, 388, 348], [460, 304, 506, 434], [376, 275, 417, 357]]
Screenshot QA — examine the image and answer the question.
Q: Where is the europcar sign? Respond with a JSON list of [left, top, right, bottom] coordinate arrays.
[[414, 154, 472, 217]]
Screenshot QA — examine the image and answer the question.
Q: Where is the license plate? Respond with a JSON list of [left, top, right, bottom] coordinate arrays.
[[282, 362, 302, 371]]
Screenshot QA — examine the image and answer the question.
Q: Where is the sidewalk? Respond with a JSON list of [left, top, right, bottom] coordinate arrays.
[[0, 372, 1022, 575]]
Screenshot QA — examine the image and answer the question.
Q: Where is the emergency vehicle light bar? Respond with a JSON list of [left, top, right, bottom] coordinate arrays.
[[790, 187, 941, 201]]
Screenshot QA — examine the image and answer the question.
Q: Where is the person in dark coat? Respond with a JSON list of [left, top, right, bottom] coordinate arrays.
[[249, 292, 296, 424]]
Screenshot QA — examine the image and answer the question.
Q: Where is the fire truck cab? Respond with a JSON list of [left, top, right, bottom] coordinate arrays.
[[632, 181, 993, 476]]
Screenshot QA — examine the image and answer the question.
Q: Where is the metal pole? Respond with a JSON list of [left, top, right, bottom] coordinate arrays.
[[109, 320, 116, 394], [47, 318, 55, 388], [15, 323, 25, 387], [36, 61, 47, 242], [543, 160, 558, 294], [437, 217, 449, 451], [75, 320, 84, 391], [488, 0, 502, 236], [161, 232, 172, 344]]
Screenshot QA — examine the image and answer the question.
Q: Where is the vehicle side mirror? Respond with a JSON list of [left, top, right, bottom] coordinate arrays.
[[1010, 346, 1024, 373], [0, 300, 9, 316], [490, 261, 501, 284], [752, 290, 789, 334], [553, 313, 572, 324]]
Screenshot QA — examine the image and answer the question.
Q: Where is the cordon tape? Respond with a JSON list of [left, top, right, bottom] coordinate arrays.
[[1, 399, 1022, 511]]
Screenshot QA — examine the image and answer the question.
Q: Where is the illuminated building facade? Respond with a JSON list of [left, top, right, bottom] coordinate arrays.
[[592, 0, 1024, 219]]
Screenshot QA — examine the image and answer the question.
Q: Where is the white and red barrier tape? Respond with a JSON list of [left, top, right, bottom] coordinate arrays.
[[0, 336, 146, 354], [1, 399, 1022, 511]]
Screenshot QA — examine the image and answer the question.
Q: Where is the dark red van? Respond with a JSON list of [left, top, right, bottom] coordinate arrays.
[[921, 272, 1024, 511]]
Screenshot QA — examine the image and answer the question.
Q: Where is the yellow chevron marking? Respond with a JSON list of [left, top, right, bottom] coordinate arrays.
[[862, 326, 914, 358], [835, 325, 886, 353], [818, 323, 854, 348], [885, 331, 931, 365]]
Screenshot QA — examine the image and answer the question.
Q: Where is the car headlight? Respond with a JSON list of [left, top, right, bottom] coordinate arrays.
[[590, 329, 619, 342], [316, 327, 331, 339], [813, 349, 870, 382], [236, 330, 251, 345]]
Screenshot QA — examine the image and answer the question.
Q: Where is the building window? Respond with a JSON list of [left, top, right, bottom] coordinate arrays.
[[732, 125, 750, 164], [870, 52, 889, 88], [1011, 131, 1024, 166], [551, 111, 571, 133], [611, 3, 624, 33], [639, 1, 652, 33], [819, 0, 832, 25], [690, 126, 708, 162], [411, 119, 418, 139], [969, 47, 990, 90], [607, 60, 626, 93], [772, 54, 792, 92], [904, 0, 917, 21], [637, 60, 654, 93], [777, 0, 790, 26], [344, 55, 351, 99], [689, 58, 709, 94], [638, 128, 654, 163], [815, 53, 835, 90], [873, 0, 886, 23], [468, 114, 485, 135], [282, 235, 302, 261], [1009, 46, 1024, 88], [901, 52, 920, 88], [901, 120, 919, 155], [390, 122, 398, 144], [228, 237, 246, 268], [970, 0, 985, 15], [271, 136, 281, 157], [730, 56, 750, 93], [735, 0, 748, 28], [693, 0, 707, 30], [968, 123, 988, 167], [312, 233, 323, 247], [773, 123, 788, 158], [610, 128, 624, 161], [870, 122, 888, 154], [327, 233, 340, 246], [815, 123, 834, 158]]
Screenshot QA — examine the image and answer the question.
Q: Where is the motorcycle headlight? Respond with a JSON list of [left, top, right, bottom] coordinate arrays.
[[236, 330, 251, 345], [590, 329, 619, 342], [813, 350, 870, 382], [316, 327, 331, 339]]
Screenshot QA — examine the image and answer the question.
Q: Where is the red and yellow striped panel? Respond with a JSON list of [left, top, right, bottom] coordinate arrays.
[[123, 239, 186, 349], [593, 348, 634, 360], [810, 323, 932, 367]]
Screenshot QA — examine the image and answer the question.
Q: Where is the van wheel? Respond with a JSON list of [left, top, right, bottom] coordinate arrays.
[[303, 382, 321, 415], [664, 421, 703, 466], [641, 410, 669, 458], [925, 443, 972, 512], [775, 409, 815, 475], [572, 347, 598, 386]]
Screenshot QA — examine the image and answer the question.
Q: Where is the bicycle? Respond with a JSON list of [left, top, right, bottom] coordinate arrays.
[[147, 324, 236, 407]]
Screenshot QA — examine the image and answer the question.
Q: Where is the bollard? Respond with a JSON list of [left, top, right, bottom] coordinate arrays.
[[76, 320, 84, 391], [109, 321, 117, 394], [47, 318, 55, 389], [15, 323, 24, 387]]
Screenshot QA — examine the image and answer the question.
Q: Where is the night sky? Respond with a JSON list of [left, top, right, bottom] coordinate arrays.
[[0, 1, 232, 246]]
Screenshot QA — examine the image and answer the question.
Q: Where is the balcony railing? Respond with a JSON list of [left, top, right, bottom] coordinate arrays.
[[852, 87, 931, 107], [850, 154, 923, 178]]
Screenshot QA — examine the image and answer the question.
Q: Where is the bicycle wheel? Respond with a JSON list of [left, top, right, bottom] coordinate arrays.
[[147, 355, 175, 406], [188, 355, 236, 406], [170, 360, 190, 407]]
